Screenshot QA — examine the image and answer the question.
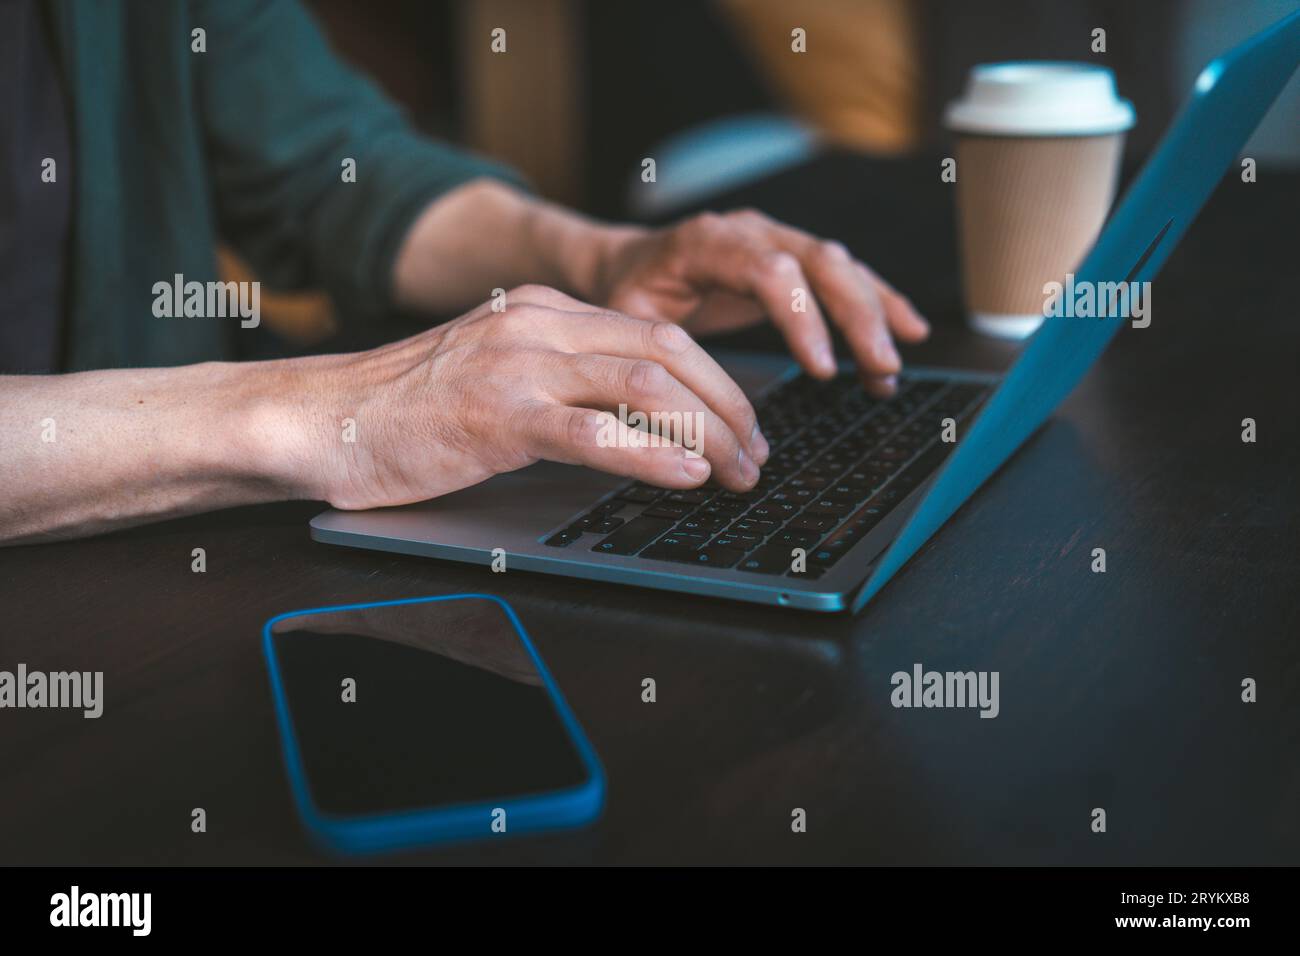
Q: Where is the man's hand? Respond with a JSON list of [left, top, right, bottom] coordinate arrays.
[[395, 182, 928, 396], [592, 209, 930, 396], [295, 285, 769, 511], [1, 284, 765, 543]]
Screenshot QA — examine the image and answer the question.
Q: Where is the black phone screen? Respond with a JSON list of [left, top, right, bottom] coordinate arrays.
[[269, 598, 591, 817]]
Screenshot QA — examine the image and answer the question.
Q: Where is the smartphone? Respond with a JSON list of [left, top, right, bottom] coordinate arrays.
[[262, 594, 604, 854]]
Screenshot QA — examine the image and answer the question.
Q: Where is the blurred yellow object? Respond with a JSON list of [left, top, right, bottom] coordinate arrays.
[[216, 247, 338, 347], [718, 0, 923, 154]]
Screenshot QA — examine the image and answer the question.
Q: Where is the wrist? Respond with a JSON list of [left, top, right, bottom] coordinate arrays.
[[226, 354, 346, 502], [583, 222, 647, 305], [523, 198, 647, 303]]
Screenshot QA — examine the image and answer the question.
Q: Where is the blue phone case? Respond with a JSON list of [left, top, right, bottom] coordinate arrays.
[[262, 593, 605, 855]]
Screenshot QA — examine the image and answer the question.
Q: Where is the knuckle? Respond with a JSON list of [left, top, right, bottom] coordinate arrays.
[[565, 408, 605, 448], [494, 305, 537, 336], [770, 249, 801, 271], [756, 250, 800, 283], [510, 283, 563, 304], [730, 206, 765, 225], [649, 320, 693, 355], [688, 211, 724, 237], [815, 239, 851, 267], [575, 353, 618, 393], [627, 358, 670, 397], [507, 401, 546, 457]]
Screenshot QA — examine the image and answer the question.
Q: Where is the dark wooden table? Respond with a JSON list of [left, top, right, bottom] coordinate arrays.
[[2, 155, 1296, 866]]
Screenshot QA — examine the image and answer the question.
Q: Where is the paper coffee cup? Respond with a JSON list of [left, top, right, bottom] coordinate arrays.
[[944, 63, 1134, 339]]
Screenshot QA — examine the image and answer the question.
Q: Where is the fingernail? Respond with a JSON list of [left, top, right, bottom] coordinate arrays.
[[682, 455, 710, 482], [815, 344, 836, 376], [738, 447, 759, 485], [750, 423, 770, 464], [877, 340, 901, 371]]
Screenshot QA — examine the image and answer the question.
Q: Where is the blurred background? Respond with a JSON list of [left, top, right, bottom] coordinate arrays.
[[247, 0, 1300, 346]]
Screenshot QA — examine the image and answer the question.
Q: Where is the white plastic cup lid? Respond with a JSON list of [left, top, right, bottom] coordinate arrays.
[[944, 62, 1135, 136]]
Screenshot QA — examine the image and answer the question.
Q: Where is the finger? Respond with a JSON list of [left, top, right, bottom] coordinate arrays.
[[747, 250, 838, 380], [713, 224, 916, 395], [859, 370, 900, 399], [535, 308, 768, 465], [692, 211, 930, 363], [546, 351, 759, 491], [675, 218, 838, 378], [516, 401, 715, 490], [799, 239, 903, 380], [856, 263, 930, 343]]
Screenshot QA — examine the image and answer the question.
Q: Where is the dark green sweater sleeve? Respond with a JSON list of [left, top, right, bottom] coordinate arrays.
[[192, 0, 524, 320]]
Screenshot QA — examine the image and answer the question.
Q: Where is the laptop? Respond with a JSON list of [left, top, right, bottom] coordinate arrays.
[[311, 10, 1300, 614]]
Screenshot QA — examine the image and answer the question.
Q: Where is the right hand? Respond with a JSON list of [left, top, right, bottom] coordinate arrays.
[[291, 285, 770, 510]]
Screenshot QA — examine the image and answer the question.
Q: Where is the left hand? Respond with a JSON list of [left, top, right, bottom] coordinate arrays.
[[593, 208, 930, 396]]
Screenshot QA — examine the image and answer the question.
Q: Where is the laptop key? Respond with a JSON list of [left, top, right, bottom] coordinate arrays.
[[676, 515, 728, 534], [642, 542, 746, 568], [653, 533, 708, 548], [737, 544, 798, 574], [874, 485, 907, 505], [782, 486, 819, 502], [697, 501, 747, 517], [730, 518, 779, 535], [641, 502, 693, 520], [785, 514, 837, 533], [747, 502, 798, 521], [640, 541, 703, 563], [785, 474, 831, 491], [573, 514, 625, 533], [853, 505, 887, 530], [665, 489, 713, 505], [771, 529, 820, 548], [592, 516, 675, 555], [688, 545, 747, 568], [544, 528, 584, 547], [826, 483, 869, 499], [846, 462, 895, 482], [716, 489, 764, 504], [804, 497, 856, 516], [619, 484, 664, 503], [808, 539, 855, 567]]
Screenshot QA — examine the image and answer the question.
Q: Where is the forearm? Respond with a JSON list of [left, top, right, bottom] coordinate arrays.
[[391, 178, 646, 313], [0, 360, 319, 544]]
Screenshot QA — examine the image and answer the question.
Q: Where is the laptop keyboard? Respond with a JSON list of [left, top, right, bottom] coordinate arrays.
[[542, 372, 990, 579]]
